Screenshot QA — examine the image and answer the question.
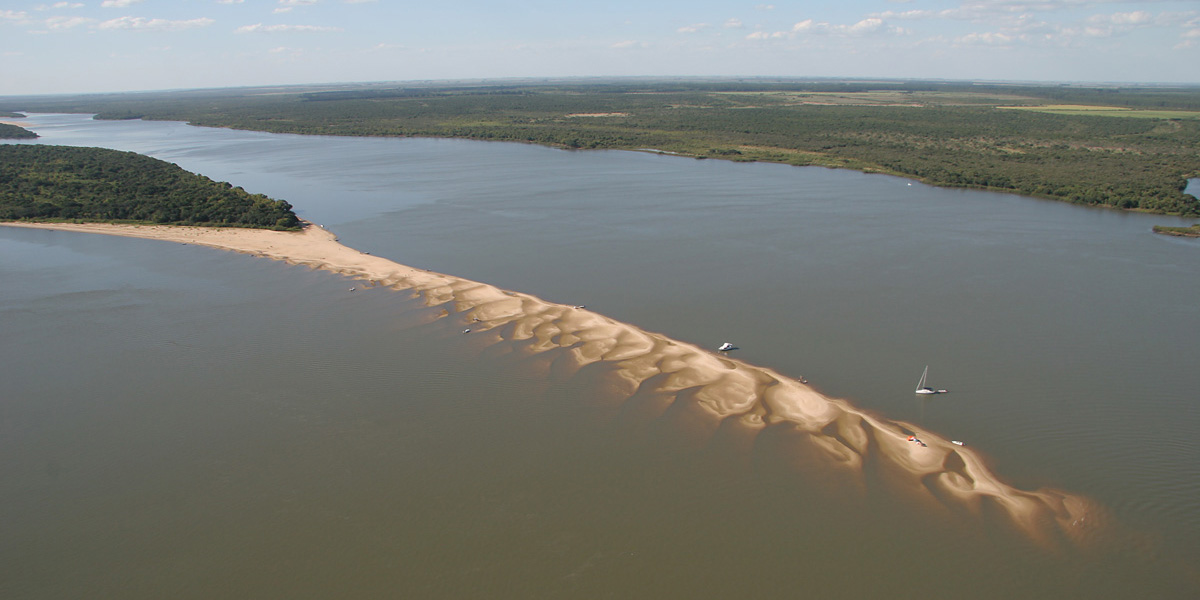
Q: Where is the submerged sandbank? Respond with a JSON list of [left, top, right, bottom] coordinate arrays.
[[2, 220, 1103, 546]]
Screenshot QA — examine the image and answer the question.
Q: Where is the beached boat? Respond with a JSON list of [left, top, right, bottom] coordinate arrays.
[[915, 366, 947, 395]]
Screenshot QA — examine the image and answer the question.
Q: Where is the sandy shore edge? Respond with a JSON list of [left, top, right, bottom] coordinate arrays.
[[1, 220, 1103, 546]]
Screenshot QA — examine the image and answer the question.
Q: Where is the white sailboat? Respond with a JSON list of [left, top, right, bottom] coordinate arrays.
[[915, 366, 947, 395]]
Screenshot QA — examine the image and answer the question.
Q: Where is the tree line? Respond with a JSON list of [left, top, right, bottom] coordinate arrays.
[[2, 80, 1197, 215], [0, 145, 301, 229], [0, 123, 37, 139]]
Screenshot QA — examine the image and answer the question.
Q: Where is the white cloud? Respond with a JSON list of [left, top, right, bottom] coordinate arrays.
[[217, 0, 245, 4], [1086, 10, 1151, 26], [1080, 10, 1154, 36], [933, 6, 1176, 48], [1177, 27, 1200, 49], [724, 18, 743, 29], [235, 23, 342, 33], [1096, 11, 1152, 26], [915, 3, 1044, 26], [2, 10, 31, 22], [612, 40, 645, 48], [274, 0, 317, 12], [45, 15, 90, 29], [98, 16, 215, 31], [869, 10, 942, 21], [956, 31, 1015, 46], [101, 0, 145, 8], [746, 30, 785, 40], [792, 19, 817, 33], [677, 23, 708, 34], [39, 2, 85, 9], [766, 17, 902, 38], [846, 18, 885, 35], [1173, 27, 1199, 49]]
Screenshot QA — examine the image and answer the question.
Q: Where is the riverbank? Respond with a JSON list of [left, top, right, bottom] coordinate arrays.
[[1153, 224, 1200, 237], [1, 219, 1102, 546], [6, 80, 1195, 214]]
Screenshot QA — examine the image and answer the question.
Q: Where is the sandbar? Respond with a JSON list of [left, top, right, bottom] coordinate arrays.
[[1, 220, 1103, 547]]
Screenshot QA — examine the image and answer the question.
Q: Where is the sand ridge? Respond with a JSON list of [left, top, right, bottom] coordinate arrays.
[[2, 220, 1103, 547]]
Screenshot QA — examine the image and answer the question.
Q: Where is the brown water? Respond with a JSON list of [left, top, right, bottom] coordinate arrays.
[[2, 114, 1199, 597]]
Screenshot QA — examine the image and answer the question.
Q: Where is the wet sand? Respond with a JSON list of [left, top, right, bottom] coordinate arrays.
[[1, 220, 1102, 546]]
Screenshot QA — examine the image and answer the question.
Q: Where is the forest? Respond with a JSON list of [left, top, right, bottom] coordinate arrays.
[[0, 145, 300, 229], [2, 79, 1197, 215], [0, 123, 37, 139]]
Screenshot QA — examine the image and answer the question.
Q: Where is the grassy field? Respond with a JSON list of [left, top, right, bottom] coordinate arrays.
[[999, 104, 1200, 119], [714, 90, 1043, 107]]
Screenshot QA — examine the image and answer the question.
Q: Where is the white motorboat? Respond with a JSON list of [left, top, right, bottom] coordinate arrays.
[[717, 342, 735, 352]]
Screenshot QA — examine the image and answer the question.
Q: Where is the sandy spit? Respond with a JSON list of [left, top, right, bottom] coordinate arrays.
[[1, 220, 1104, 547]]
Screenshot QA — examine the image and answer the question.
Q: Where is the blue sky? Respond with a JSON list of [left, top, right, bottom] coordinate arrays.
[[2, 0, 1197, 95]]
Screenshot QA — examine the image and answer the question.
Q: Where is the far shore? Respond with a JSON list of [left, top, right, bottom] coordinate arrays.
[[1, 219, 1104, 547]]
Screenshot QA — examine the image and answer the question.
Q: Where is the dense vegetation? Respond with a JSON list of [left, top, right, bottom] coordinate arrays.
[[3, 79, 1198, 215], [1153, 224, 1200, 237], [0, 145, 300, 229], [0, 123, 36, 139]]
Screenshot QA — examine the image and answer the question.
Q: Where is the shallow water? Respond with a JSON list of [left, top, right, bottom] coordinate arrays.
[[2, 114, 1199, 597]]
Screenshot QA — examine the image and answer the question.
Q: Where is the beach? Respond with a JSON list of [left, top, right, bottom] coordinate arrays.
[[1, 220, 1102, 547]]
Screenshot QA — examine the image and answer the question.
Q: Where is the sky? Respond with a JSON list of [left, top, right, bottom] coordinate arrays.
[[1, 0, 1198, 95]]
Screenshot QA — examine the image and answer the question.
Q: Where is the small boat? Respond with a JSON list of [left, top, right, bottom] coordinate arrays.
[[915, 365, 947, 395], [951, 440, 965, 446], [717, 342, 735, 352]]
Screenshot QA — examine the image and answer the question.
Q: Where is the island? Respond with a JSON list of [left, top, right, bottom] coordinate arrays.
[[0, 144, 300, 230]]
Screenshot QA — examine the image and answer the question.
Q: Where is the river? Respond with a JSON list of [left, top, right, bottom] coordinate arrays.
[[2, 113, 1199, 598]]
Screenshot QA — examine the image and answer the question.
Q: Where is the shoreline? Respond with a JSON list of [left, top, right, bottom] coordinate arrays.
[[1, 219, 1103, 547], [1152, 224, 1200, 238], [12, 111, 1198, 217]]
